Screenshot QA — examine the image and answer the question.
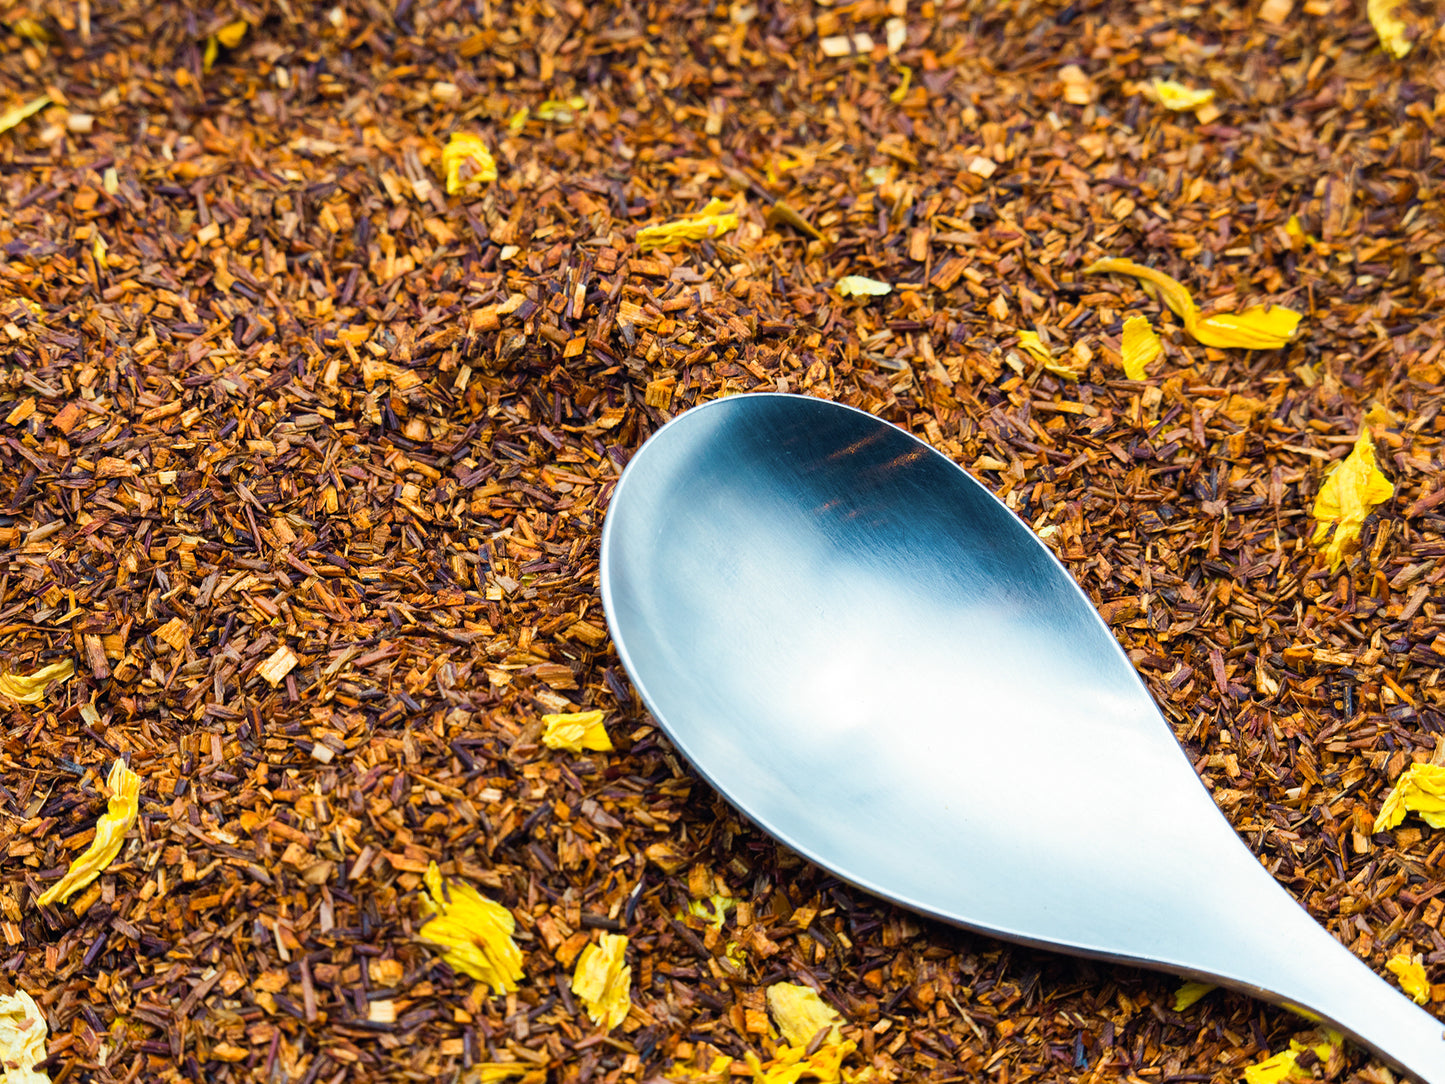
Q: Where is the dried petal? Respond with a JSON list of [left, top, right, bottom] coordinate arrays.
[[1242, 1049, 1304, 1084], [1015, 330, 1081, 380], [766, 982, 843, 1047], [1192, 306, 1302, 350], [0, 659, 74, 705], [36, 758, 140, 907], [571, 933, 631, 1030], [419, 861, 524, 995], [1387, 953, 1430, 1004], [462, 1065, 545, 1084], [216, 20, 248, 47], [1311, 430, 1394, 570], [1171, 981, 1216, 1011], [534, 96, 587, 123], [835, 275, 891, 298], [1085, 257, 1301, 349], [636, 199, 739, 251], [1120, 314, 1162, 379], [0, 95, 50, 136], [1149, 79, 1214, 111], [541, 709, 613, 753], [0, 990, 49, 1084], [1373, 763, 1445, 832], [442, 133, 498, 196], [1367, 0, 1411, 57], [664, 1054, 733, 1082], [766, 200, 824, 241]]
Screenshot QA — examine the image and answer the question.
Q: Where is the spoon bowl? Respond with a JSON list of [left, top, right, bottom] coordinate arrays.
[[600, 393, 1445, 1082]]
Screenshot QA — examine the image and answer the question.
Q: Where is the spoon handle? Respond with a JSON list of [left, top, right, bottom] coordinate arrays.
[[1242, 892, 1445, 1083]]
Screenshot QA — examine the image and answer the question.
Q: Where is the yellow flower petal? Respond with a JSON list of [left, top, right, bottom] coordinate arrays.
[[1368, 0, 1411, 57], [1192, 306, 1302, 350], [1311, 430, 1394, 571], [767, 983, 843, 1048], [1014, 330, 1082, 380], [1085, 257, 1301, 349], [835, 275, 891, 298], [664, 1054, 733, 1082], [686, 894, 735, 930], [1387, 953, 1431, 1004], [1150, 79, 1215, 111], [0, 95, 50, 136], [1171, 981, 1216, 1011], [215, 20, 248, 48], [1120, 315, 1162, 380], [442, 133, 498, 196], [541, 710, 612, 753], [0, 659, 74, 705], [636, 199, 739, 251], [0, 990, 48, 1084], [1014, 330, 1052, 366], [1242, 1049, 1303, 1084], [419, 861, 523, 995], [571, 933, 631, 1030], [36, 759, 139, 907], [534, 97, 587, 123], [462, 1064, 544, 1083], [1374, 763, 1445, 832]]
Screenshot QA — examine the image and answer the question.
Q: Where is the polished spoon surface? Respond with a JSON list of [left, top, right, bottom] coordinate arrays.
[[599, 392, 1445, 1083]]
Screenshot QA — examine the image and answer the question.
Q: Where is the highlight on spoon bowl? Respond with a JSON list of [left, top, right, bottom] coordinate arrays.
[[600, 393, 1445, 1084]]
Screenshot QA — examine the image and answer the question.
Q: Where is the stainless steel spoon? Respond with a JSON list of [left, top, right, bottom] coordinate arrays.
[[599, 392, 1445, 1082]]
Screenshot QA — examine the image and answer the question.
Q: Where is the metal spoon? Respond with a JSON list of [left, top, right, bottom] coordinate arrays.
[[599, 393, 1445, 1082]]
